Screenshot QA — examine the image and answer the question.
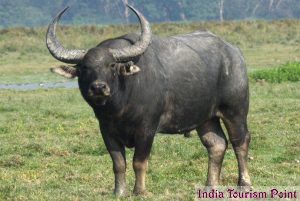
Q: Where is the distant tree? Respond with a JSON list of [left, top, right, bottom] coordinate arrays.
[[219, 0, 224, 21]]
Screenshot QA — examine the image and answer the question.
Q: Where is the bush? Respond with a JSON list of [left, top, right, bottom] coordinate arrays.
[[249, 62, 300, 83]]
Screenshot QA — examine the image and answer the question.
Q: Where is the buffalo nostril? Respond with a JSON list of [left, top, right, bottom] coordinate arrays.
[[99, 83, 106, 89]]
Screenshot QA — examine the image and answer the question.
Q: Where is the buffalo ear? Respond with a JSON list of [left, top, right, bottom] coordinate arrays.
[[118, 62, 141, 76], [50, 65, 78, 79]]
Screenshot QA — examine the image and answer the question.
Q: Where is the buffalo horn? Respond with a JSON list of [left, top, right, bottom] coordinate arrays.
[[109, 5, 152, 61], [46, 7, 86, 64]]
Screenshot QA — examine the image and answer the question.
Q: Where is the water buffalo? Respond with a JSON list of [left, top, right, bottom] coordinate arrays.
[[46, 5, 251, 196]]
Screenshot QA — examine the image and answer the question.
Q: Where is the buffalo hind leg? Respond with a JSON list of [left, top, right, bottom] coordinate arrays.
[[222, 114, 251, 188], [132, 134, 154, 195], [197, 118, 228, 187]]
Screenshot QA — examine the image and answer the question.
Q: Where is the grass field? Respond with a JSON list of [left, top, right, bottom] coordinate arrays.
[[0, 20, 299, 200], [0, 82, 299, 200], [1, 20, 300, 83]]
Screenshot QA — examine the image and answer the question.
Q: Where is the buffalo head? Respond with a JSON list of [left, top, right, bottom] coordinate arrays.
[[47, 5, 151, 105]]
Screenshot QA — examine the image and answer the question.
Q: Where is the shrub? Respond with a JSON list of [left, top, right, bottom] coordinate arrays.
[[249, 62, 300, 83]]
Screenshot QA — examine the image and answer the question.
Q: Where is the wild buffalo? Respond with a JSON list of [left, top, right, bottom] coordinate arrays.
[[46, 5, 251, 196]]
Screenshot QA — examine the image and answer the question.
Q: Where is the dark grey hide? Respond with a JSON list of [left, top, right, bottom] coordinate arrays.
[[47, 5, 251, 196]]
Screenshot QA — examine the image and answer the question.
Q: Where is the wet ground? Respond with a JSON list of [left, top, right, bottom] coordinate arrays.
[[0, 81, 78, 90]]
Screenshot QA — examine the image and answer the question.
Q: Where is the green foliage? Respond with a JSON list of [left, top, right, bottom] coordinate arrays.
[[250, 62, 300, 83]]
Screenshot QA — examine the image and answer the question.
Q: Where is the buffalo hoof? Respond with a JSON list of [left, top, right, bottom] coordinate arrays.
[[114, 189, 127, 197], [133, 189, 152, 196], [238, 181, 253, 191], [238, 185, 253, 191]]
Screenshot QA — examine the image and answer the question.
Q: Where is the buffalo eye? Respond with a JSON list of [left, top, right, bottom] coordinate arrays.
[[109, 63, 117, 76]]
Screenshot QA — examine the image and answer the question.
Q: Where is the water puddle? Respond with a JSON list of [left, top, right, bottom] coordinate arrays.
[[0, 81, 78, 90]]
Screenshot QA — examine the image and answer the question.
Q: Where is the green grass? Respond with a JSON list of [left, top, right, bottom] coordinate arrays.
[[1, 20, 300, 84], [0, 82, 299, 200], [249, 62, 300, 83]]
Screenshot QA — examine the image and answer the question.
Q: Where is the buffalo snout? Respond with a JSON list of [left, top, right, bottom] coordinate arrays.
[[89, 81, 110, 97]]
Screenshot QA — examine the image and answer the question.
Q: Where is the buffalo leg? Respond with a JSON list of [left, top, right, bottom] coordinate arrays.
[[197, 118, 228, 187], [222, 115, 251, 187], [132, 135, 154, 195], [101, 133, 127, 196]]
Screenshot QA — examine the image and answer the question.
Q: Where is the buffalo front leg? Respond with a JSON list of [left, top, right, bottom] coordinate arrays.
[[101, 131, 127, 196], [111, 146, 126, 196], [132, 134, 154, 195], [197, 118, 228, 187]]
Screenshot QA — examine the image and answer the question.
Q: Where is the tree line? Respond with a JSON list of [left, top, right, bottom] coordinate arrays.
[[1, 0, 300, 27]]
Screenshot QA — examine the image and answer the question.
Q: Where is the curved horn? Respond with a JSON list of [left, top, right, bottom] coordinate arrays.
[[46, 7, 86, 64], [109, 5, 152, 61]]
